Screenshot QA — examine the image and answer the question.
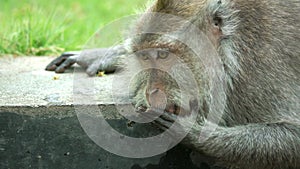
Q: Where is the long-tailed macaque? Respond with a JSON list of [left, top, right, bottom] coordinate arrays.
[[46, 0, 300, 168]]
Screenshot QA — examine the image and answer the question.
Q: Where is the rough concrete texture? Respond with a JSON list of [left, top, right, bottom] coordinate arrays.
[[0, 56, 222, 169]]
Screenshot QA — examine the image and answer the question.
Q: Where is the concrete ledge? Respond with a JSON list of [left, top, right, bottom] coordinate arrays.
[[0, 56, 220, 169]]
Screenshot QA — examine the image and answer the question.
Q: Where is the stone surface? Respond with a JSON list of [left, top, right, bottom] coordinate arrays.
[[0, 56, 221, 169]]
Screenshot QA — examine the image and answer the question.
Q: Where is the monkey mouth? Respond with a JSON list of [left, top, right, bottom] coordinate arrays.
[[137, 104, 190, 117], [163, 104, 182, 115]]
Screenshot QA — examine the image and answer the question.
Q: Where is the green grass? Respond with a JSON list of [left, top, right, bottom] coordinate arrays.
[[0, 0, 146, 56]]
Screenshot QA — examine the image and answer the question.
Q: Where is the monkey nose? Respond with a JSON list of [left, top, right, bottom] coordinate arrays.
[[147, 88, 168, 111], [149, 88, 159, 95]]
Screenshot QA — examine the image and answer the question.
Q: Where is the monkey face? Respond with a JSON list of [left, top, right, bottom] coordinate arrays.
[[134, 48, 180, 114], [130, 40, 204, 117]]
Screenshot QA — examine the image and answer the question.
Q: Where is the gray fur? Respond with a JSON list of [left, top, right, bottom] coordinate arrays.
[[46, 0, 300, 168]]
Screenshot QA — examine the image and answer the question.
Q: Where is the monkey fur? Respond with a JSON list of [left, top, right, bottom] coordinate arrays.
[[46, 0, 300, 168]]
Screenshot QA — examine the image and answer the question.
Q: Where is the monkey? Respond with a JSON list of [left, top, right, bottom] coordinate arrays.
[[46, 0, 300, 168]]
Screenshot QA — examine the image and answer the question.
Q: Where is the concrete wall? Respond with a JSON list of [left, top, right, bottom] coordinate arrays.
[[0, 57, 221, 169]]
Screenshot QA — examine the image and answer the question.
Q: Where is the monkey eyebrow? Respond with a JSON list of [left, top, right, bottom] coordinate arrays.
[[134, 48, 170, 54], [135, 50, 148, 57], [157, 48, 170, 52]]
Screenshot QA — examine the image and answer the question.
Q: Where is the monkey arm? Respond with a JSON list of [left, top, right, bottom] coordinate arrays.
[[45, 45, 127, 76], [155, 114, 300, 169], [198, 122, 300, 169]]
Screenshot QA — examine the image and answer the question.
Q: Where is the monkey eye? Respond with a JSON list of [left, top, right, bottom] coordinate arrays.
[[158, 50, 169, 59], [139, 53, 149, 60]]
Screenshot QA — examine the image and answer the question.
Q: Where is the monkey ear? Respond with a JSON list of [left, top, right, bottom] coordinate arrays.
[[156, 0, 170, 10]]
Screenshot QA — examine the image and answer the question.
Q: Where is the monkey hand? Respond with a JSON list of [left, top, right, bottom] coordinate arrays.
[[45, 51, 80, 73], [151, 100, 207, 145], [45, 45, 127, 76]]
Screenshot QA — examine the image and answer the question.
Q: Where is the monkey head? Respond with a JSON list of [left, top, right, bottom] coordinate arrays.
[[128, 0, 232, 121]]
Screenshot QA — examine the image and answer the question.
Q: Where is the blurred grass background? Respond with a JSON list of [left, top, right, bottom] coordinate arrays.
[[0, 0, 146, 56]]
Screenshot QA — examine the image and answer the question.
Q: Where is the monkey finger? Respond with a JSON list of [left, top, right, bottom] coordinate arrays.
[[55, 57, 77, 73], [152, 119, 173, 133], [154, 116, 174, 129], [86, 63, 99, 76], [152, 119, 185, 140], [151, 124, 174, 139], [45, 53, 75, 71], [160, 112, 177, 123], [151, 121, 169, 131]]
